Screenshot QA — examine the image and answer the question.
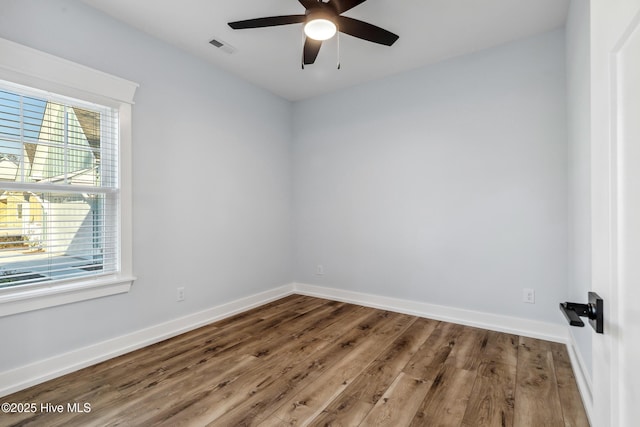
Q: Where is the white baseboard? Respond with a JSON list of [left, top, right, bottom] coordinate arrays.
[[293, 283, 568, 343], [1, 281, 578, 400], [566, 329, 594, 425], [0, 284, 293, 398]]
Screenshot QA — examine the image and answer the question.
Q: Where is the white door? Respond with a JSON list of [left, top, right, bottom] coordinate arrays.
[[590, 1, 640, 426]]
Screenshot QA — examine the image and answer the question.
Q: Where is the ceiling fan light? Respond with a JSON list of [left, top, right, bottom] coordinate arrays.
[[304, 18, 337, 41]]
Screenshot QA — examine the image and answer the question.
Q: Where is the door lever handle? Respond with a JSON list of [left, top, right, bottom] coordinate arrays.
[[559, 292, 603, 333]]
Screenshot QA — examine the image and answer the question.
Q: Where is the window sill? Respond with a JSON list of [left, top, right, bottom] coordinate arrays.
[[0, 275, 135, 317]]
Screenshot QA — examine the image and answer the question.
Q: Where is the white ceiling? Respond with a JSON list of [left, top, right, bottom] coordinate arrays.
[[80, 0, 570, 101]]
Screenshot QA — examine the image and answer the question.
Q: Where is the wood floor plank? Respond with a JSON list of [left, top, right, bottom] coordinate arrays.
[[77, 300, 346, 426], [480, 330, 519, 367], [444, 325, 490, 371], [357, 318, 440, 404], [207, 311, 416, 426], [266, 347, 385, 425], [268, 319, 437, 425], [359, 372, 433, 427], [460, 361, 517, 427], [279, 301, 352, 338], [0, 321, 241, 427], [513, 336, 565, 427], [56, 296, 323, 405], [307, 400, 373, 427], [402, 321, 465, 380], [0, 296, 588, 427], [80, 300, 327, 418], [309, 317, 439, 427], [256, 416, 290, 427], [139, 309, 392, 426], [409, 364, 477, 427], [549, 342, 590, 427], [311, 306, 379, 343], [84, 353, 262, 427], [7, 320, 225, 405], [101, 307, 357, 427], [212, 295, 320, 328]]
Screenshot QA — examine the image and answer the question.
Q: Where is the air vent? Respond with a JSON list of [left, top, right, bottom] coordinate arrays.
[[209, 38, 236, 54]]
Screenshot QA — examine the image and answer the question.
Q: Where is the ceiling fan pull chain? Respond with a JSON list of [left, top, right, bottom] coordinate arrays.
[[301, 28, 305, 69], [337, 28, 341, 69]]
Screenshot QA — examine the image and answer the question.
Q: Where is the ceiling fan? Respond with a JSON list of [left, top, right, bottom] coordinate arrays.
[[228, 0, 399, 67]]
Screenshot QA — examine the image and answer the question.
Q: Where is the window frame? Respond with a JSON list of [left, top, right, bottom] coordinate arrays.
[[0, 37, 138, 317]]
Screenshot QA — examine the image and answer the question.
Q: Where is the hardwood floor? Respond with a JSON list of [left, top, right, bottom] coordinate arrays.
[[1, 295, 589, 426]]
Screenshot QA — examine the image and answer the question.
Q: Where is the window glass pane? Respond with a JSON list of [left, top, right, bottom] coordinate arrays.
[[0, 190, 116, 288]]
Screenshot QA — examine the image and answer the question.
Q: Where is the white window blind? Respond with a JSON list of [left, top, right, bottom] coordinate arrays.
[[0, 80, 119, 288]]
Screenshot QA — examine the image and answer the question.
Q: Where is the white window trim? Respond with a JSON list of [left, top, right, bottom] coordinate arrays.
[[0, 38, 138, 317]]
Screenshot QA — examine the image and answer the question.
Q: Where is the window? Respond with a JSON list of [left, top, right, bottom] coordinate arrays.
[[0, 82, 118, 286], [0, 37, 137, 316]]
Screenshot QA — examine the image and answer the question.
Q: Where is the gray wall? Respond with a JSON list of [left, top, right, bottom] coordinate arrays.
[[566, 0, 592, 377], [292, 29, 568, 324], [0, 0, 293, 371]]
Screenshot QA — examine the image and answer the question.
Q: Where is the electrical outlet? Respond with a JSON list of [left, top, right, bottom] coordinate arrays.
[[316, 264, 324, 275], [177, 287, 185, 302], [523, 288, 535, 304]]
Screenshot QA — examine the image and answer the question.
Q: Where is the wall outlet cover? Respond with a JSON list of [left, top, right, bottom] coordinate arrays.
[[523, 288, 535, 304]]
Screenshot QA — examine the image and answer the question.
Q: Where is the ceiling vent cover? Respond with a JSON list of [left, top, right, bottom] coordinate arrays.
[[209, 38, 236, 54]]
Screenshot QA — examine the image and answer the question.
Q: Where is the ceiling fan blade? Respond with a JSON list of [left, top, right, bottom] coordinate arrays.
[[303, 37, 323, 64], [336, 16, 399, 46], [228, 15, 306, 30], [329, 0, 367, 14], [298, 0, 318, 9]]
